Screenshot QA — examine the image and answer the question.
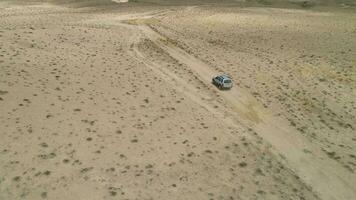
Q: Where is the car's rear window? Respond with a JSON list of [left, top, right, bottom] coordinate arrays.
[[224, 80, 231, 83]]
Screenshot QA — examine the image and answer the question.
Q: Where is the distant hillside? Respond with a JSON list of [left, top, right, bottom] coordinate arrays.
[[5, 0, 355, 7], [3, 0, 117, 7], [49, 0, 115, 7], [131, 0, 356, 7]]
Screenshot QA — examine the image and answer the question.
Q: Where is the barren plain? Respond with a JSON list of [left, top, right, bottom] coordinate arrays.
[[0, 1, 356, 200]]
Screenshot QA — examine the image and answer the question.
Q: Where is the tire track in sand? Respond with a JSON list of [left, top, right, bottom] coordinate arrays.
[[119, 9, 356, 200]]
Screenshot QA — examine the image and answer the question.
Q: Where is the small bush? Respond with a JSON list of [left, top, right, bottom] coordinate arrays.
[[239, 162, 247, 167]]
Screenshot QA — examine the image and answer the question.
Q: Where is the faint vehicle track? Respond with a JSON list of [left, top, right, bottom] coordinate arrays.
[[117, 7, 356, 200]]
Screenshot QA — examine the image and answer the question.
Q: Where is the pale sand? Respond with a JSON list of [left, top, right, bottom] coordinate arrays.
[[0, 1, 355, 200]]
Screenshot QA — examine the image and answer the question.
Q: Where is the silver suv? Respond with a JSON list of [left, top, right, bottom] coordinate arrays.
[[212, 74, 233, 90]]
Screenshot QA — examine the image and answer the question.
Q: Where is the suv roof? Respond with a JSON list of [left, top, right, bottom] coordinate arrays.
[[218, 74, 231, 80]]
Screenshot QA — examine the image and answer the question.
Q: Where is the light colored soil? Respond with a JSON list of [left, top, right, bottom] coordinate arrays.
[[0, 1, 355, 200]]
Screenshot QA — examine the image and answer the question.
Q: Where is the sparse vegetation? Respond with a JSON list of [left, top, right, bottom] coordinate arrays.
[[0, 1, 355, 200]]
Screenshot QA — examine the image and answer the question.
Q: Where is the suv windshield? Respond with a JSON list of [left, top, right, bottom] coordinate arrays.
[[224, 79, 231, 83]]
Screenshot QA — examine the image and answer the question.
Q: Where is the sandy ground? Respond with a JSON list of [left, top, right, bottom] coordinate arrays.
[[0, 1, 356, 200]]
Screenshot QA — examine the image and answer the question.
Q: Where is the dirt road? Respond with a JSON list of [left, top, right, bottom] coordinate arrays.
[[118, 8, 356, 200]]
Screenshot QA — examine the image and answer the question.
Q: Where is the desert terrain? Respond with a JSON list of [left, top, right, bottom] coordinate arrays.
[[0, 0, 355, 200]]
